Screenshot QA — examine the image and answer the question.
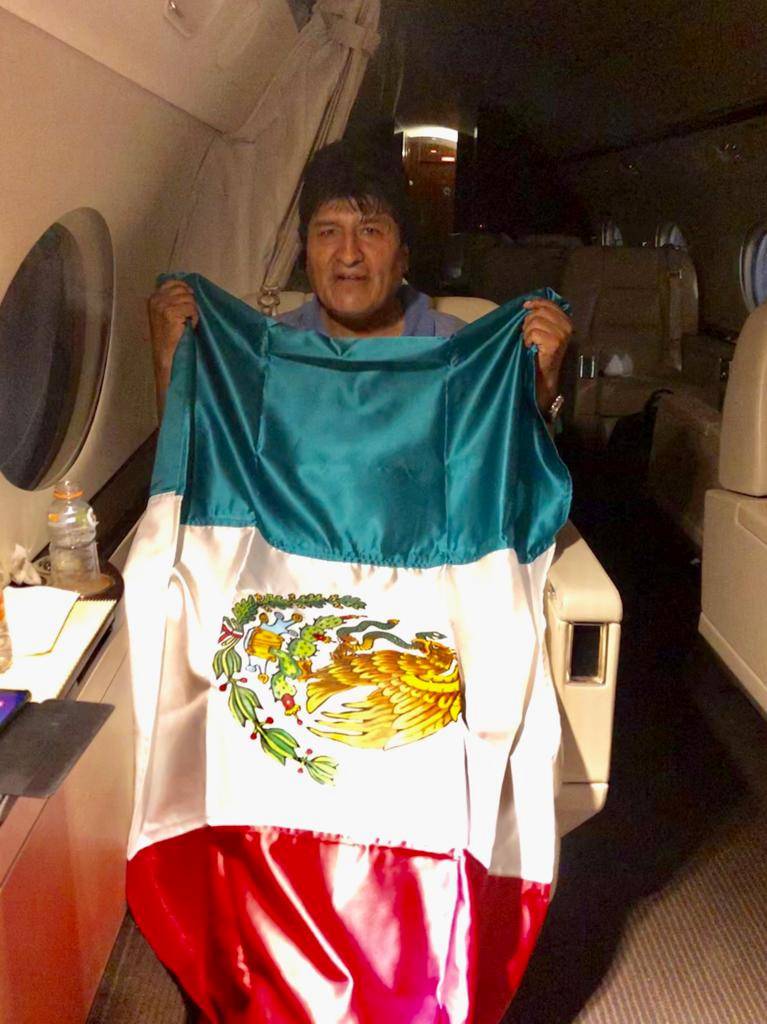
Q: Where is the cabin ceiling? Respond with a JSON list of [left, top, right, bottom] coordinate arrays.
[[389, 0, 767, 155]]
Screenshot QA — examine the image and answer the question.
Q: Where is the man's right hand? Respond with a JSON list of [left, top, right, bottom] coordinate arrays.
[[148, 279, 199, 371], [147, 279, 199, 419]]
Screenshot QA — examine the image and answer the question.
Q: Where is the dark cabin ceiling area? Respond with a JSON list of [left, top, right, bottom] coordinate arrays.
[[388, 0, 767, 156]]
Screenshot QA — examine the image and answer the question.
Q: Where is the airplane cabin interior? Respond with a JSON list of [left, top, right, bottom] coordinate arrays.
[[0, 1, 766, 1022]]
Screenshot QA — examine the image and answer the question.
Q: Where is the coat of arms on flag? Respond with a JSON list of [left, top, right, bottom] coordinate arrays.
[[214, 590, 463, 781]]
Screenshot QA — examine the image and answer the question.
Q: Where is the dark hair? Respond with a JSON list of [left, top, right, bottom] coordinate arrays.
[[298, 139, 411, 247]]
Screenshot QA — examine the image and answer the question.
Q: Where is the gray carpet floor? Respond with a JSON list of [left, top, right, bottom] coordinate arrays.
[[505, 644, 767, 1024], [503, 461, 767, 1024], [88, 474, 767, 1024], [573, 677, 767, 1024], [86, 914, 187, 1024]]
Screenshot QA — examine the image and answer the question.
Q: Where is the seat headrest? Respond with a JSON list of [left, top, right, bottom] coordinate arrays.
[[433, 296, 498, 324], [561, 246, 699, 364], [719, 303, 767, 496], [441, 233, 510, 286]]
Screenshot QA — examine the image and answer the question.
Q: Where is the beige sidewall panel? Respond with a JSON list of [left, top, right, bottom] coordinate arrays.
[[0, 9, 216, 559]]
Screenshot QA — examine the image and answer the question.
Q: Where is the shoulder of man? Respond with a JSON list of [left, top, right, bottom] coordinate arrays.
[[429, 308, 467, 336], [275, 297, 322, 332], [401, 285, 465, 337]]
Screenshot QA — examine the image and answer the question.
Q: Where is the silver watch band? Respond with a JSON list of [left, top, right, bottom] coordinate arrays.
[[546, 393, 565, 424]]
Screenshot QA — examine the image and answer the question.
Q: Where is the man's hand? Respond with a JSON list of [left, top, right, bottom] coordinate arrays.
[[147, 279, 199, 418], [522, 299, 572, 412]]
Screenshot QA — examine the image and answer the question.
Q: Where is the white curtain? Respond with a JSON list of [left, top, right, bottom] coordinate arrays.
[[169, 0, 381, 306]]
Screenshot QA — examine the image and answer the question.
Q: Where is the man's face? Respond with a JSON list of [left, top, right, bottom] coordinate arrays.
[[305, 199, 409, 326]]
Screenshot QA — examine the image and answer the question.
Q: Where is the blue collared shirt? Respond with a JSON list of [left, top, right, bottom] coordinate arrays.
[[277, 283, 465, 337]]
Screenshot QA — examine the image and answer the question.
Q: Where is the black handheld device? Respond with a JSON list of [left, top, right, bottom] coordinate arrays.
[[0, 689, 31, 733]]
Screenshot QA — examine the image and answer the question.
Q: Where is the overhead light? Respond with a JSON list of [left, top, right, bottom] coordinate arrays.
[[402, 125, 459, 144], [440, 155, 456, 163]]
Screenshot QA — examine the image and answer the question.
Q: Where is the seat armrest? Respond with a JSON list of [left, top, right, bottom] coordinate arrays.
[[738, 501, 767, 546], [544, 520, 621, 798], [546, 521, 623, 624]]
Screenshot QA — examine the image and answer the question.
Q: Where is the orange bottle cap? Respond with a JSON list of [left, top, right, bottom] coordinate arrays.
[[53, 479, 83, 500]]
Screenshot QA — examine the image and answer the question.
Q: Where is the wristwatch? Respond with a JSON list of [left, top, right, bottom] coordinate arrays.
[[545, 394, 565, 424]]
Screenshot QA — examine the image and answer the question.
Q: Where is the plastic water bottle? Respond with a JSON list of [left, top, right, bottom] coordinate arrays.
[[47, 479, 101, 593], [0, 588, 12, 673]]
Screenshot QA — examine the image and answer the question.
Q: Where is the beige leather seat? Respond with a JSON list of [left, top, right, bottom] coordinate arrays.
[[700, 304, 767, 715], [561, 245, 700, 443], [441, 291, 623, 833], [246, 290, 622, 834], [440, 232, 510, 292], [432, 294, 497, 322], [516, 234, 583, 250], [648, 332, 735, 548], [442, 232, 578, 306], [649, 391, 722, 548], [470, 243, 572, 305]]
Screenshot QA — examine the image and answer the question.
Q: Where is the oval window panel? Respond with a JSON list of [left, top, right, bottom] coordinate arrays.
[[599, 219, 624, 247], [655, 222, 688, 250], [740, 222, 767, 312], [0, 209, 113, 491]]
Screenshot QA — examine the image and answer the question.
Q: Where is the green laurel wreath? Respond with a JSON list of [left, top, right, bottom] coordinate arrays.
[[230, 592, 366, 629], [213, 593, 367, 785]]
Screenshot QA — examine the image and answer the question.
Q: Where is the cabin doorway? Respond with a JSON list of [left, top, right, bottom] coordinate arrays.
[[400, 126, 457, 289]]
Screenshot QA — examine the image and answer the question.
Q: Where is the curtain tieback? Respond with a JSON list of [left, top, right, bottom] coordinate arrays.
[[319, 6, 380, 55], [257, 285, 281, 318]]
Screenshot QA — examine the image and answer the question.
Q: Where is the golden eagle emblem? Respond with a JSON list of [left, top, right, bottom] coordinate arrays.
[[306, 631, 461, 749]]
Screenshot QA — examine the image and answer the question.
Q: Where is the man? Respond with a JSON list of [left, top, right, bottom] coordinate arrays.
[[148, 139, 571, 418], [144, 140, 572, 1023]]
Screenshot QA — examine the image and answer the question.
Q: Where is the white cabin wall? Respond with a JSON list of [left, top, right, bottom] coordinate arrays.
[[563, 119, 767, 337], [0, 8, 221, 561], [1, 0, 297, 131]]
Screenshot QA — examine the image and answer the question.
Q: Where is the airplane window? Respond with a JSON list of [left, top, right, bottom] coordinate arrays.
[[599, 220, 624, 246], [740, 223, 767, 311], [0, 209, 113, 491], [655, 222, 688, 250]]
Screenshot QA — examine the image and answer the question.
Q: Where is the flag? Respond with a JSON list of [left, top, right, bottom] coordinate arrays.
[[124, 274, 571, 1023]]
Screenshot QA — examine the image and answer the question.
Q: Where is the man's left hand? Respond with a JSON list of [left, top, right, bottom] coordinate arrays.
[[522, 299, 572, 412]]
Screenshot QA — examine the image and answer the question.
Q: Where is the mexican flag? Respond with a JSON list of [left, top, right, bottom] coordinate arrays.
[[124, 274, 571, 1023]]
